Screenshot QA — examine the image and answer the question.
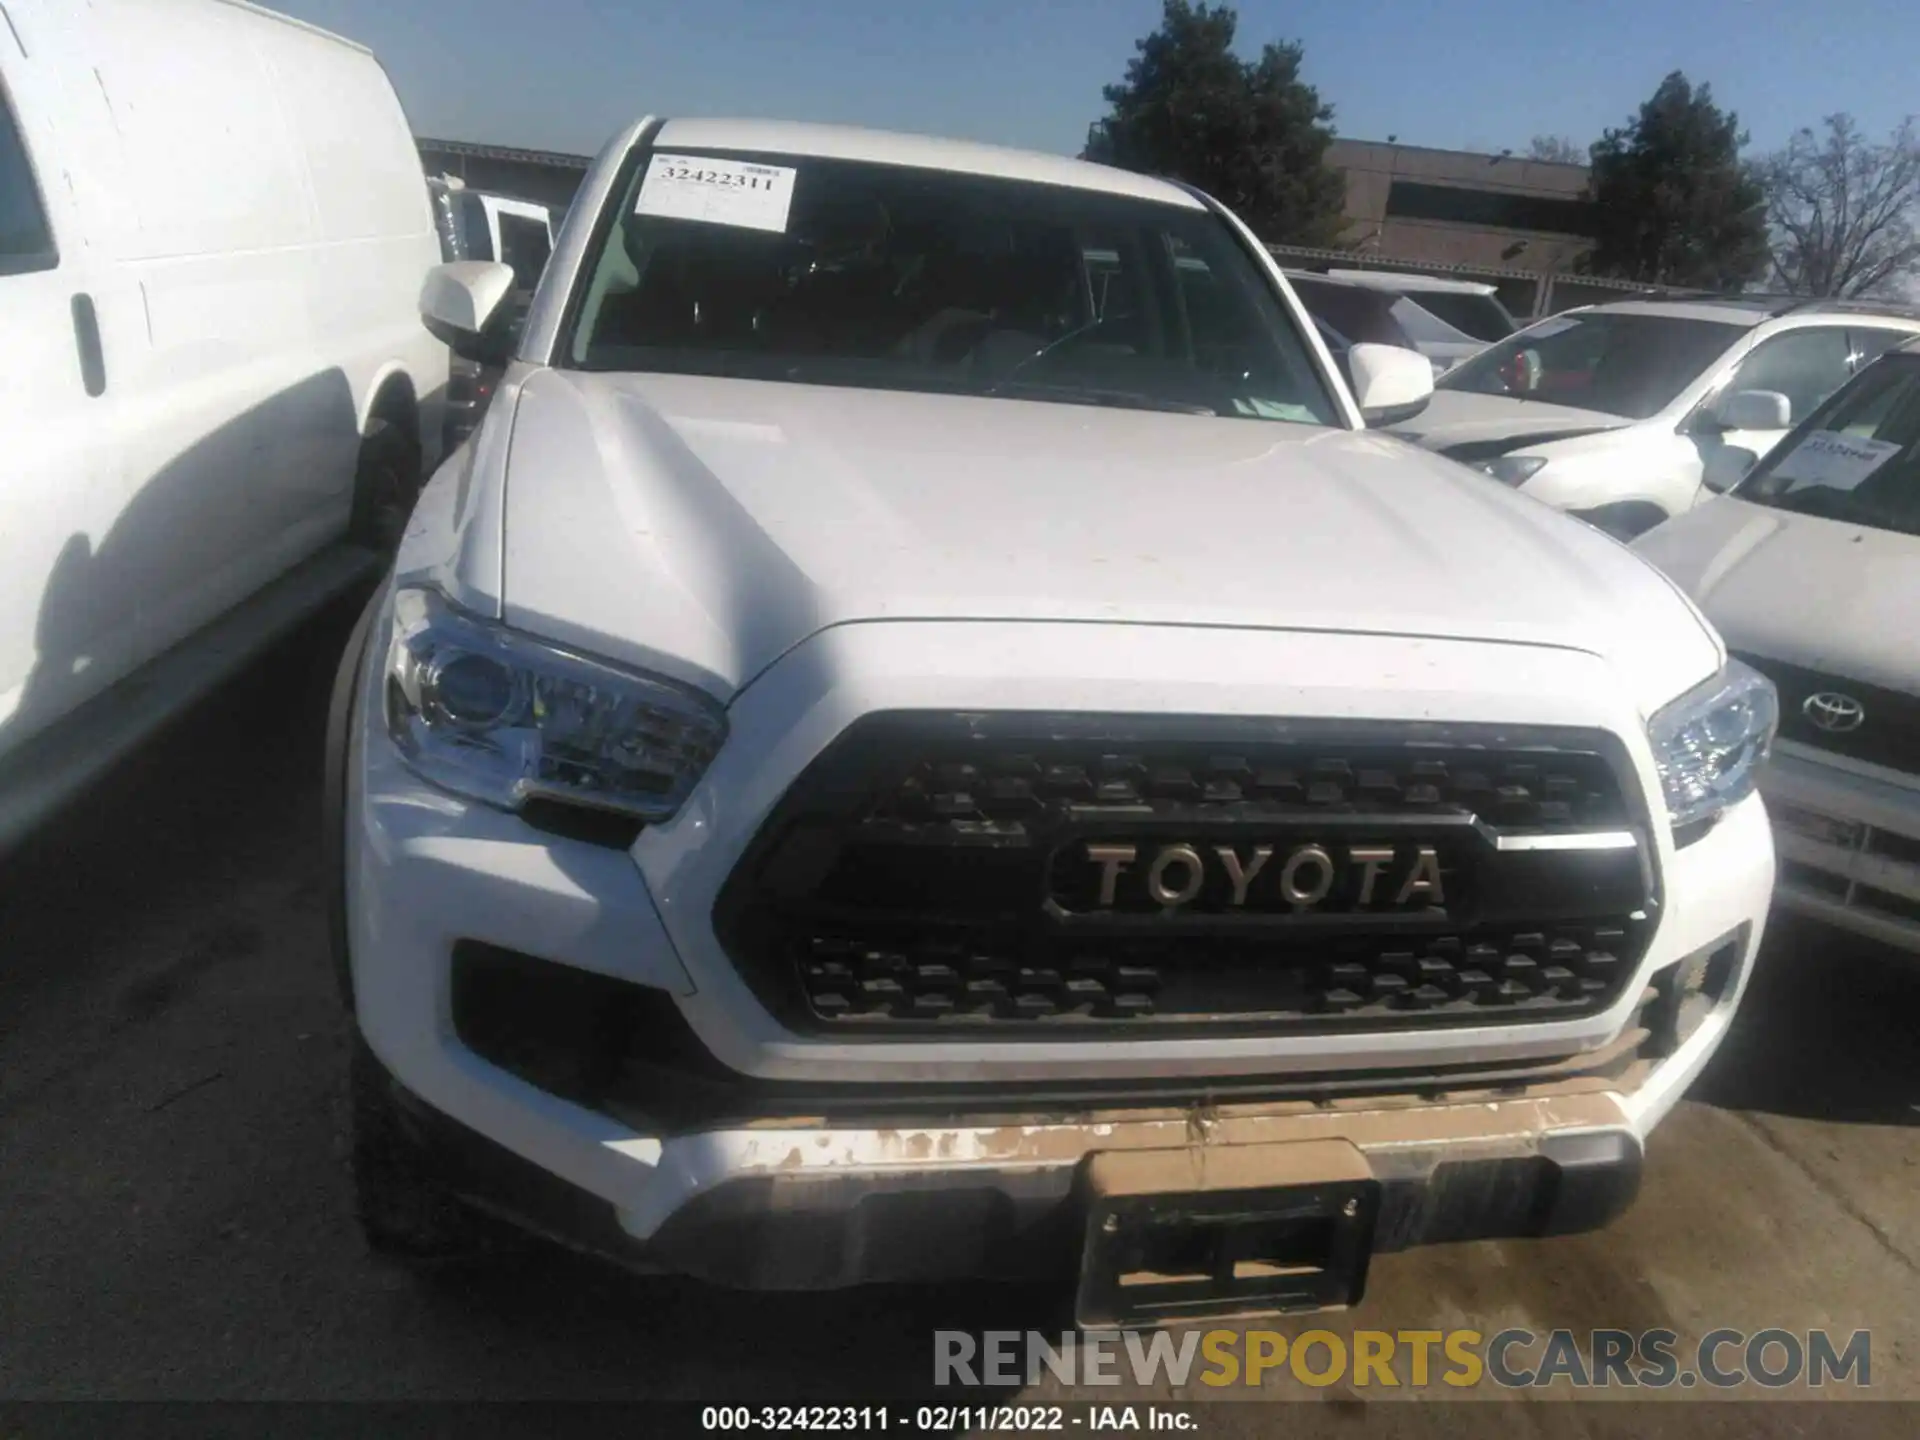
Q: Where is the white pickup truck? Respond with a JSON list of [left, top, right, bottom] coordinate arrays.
[[328, 116, 1778, 1325]]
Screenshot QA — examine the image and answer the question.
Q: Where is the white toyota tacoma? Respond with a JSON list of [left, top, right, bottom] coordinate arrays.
[[327, 117, 1779, 1324]]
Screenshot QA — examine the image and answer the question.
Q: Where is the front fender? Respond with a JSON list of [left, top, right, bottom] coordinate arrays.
[[324, 580, 394, 1012]]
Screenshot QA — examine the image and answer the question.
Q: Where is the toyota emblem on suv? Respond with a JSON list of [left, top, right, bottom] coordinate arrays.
[[1804, 692, 1867, 733]]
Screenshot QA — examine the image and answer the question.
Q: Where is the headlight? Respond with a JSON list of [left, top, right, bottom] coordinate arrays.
[[383, 587, 726, 822], [1479, 454, 1548, 486], [1646, 659, 1778, 834]]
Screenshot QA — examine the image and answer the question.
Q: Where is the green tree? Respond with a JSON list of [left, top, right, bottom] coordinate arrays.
[[1083, 0, 1346, 247], [1581, 71, 1769, 289]]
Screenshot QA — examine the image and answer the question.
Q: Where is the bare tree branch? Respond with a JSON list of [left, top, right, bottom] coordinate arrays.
[[1527, 135, 1587, 166], [1761, 114, 1920, 297]]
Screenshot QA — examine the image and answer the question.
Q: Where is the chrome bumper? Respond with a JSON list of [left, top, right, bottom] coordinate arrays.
[[1764, 742, 1920, 954]]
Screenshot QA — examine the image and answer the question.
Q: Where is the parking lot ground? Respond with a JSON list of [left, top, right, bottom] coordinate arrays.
[[1, 589, 1917, 1432]]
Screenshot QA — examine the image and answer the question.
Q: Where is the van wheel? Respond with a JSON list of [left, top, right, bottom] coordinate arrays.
[[348, 418, 422, 556], [349, 1038, 480, 1264]]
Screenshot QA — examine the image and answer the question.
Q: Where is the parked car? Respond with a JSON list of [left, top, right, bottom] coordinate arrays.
[[1390, 296, 1920, 540], [429, 178, 556, 308], [1323, 268, 1516, 371], [1325, 269, 1521, 343], [330, 116, 1775, 1324], [0, 0, 447, 852], [1634, 339, 1920, 953], [1283, 270, 1437, 382]]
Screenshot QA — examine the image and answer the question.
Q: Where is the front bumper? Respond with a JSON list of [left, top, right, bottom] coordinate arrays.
[[1763, 740, 1920, 953], [338, 609, 1776, 1289], [369, 1044, 1667, 1290]]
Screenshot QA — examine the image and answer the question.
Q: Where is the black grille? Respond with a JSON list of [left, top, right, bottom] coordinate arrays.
[[1733, 650, 1920, 776], [800, 924, 1635, 1026], [450, 941, 1662, 1135], [714, 712, 1657, 1037]]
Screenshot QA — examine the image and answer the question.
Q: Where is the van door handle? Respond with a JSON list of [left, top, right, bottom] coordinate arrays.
[[70, 293, 106, 397]]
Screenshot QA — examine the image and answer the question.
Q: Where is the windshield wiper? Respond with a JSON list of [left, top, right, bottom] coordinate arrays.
[[1755, 484, 1920, 535], [1747, 484, 1917, 531], [987, 379, 1217, 416]]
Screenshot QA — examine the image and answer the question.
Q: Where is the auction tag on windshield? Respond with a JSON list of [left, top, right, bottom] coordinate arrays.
[[635, 154, 796, 233], [1771, 430, 1904, 492]]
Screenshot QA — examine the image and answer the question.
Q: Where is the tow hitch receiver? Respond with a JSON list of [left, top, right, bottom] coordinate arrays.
[[1075, 1140, 1379, 1328]]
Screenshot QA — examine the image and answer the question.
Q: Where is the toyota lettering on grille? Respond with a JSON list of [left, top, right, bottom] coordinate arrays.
[[1055, 839, 1447, 916]]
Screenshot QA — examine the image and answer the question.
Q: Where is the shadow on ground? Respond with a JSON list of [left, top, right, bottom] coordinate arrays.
[[1691, 912, 1920, 1128]]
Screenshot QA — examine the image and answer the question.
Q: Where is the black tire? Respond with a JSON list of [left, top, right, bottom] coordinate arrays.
[[347, 415, 423, 555], [349, 1038, 481, 1264]]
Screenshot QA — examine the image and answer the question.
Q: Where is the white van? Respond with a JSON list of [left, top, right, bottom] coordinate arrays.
[[0, 0, 448, 850]]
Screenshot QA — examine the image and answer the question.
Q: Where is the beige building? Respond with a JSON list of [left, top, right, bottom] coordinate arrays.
[[1328, 138, 1595, 273]]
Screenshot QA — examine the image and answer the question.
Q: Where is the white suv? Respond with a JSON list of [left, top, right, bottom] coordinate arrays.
[[1391, 297, 1920, 539], [329, 116, 1778, 1324], [1635, 340, 1920, 954]]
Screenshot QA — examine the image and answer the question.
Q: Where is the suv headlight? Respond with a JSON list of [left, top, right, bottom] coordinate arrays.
[[1646, 659, 1778, 834], [383, 587, 726, 822], [1479, 454, 1548, 486]]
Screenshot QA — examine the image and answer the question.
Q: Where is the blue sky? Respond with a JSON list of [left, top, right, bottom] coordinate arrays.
[[279, 0, 1916, 161]]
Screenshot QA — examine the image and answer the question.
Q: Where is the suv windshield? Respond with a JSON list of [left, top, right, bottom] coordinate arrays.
[[1733, 353, 1920, 537], [1438, 311, 1745, 419], [564, 149, 1342, 426]]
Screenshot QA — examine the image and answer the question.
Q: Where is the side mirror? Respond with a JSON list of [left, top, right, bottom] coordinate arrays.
[[1714, 388, 1792, 432], [1703, 444, 1758, 494], [1348, 342, 1435, 426], [420, 261, 518, 365]]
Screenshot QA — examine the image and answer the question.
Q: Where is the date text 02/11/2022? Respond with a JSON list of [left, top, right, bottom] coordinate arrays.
[[699, 1406, 1193, 1432]]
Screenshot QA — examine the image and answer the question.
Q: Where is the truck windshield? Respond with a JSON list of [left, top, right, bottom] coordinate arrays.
[[1733, 354, 1920, 537], [1439, 311, 1745, 419], [563, 148, 1343, 427]]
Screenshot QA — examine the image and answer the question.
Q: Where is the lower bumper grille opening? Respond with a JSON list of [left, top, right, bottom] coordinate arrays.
[[784, 922, 1639, 1033], [1779, 860, 1850, 899], [1645, 928, 1747, 1058], [450, 941, 1659, 1137], [1856, 885, 1920, 925], [715, 712, 1659, 1037]]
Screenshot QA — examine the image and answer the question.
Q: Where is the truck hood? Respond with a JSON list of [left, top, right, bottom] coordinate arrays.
[[490, 369, 1719, 710], [1633, 496, 1920, 694], [1388, 389, 1626, 453]]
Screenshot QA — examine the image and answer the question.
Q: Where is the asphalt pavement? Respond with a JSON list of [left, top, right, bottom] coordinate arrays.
[[1, 586, 1916, 1432]]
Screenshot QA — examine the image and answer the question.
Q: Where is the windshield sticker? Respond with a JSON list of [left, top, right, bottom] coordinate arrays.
[[635, 154, 796, 234], [1771, 430, 1904, 493]]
